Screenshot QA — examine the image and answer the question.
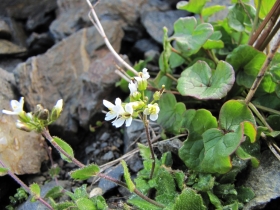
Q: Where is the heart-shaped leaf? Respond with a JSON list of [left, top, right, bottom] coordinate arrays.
[[203, 31, 224, 49], [169, 17, 213, 56], [157, 93, 187, 134], [179, 109, 217, 170], [177, 0, 207, 14], [177, 60, 235, 99]]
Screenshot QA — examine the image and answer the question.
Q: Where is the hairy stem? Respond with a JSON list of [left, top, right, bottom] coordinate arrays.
[[245, 34, 280, 105], [41, 128, 85, 168], [143, 116, 156, 179], [0, 160, 54, 210]]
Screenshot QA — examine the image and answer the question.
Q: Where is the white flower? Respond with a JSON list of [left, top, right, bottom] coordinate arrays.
[[142, 68, 150, 79], [2, 97, 24, 115], [128, 80, 138, 95], [112, 103, 133, 128], [103, 98, 123, 121], [54, 99, 63, 113], [143, 103, 160, 121]]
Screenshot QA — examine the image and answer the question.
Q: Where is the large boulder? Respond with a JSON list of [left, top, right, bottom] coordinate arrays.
[[0, 68, 47, 174], [14, 20, 124, 144]]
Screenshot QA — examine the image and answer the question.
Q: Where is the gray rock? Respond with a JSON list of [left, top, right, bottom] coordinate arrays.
[[26, 32, 55, 56], [127, 154, 143, 173], [132, 39, 160, 56], [141, 10, 189, 43], [157, 138, 183, 155], [0, 39, 26, 56], [0, 20, 11, 39], [98, 164, 124, 193], [17, 180, 71, 210], [0, 68, 47, 174], [244, 150, 280, 209], [101, 151, 114, 161], [14, 20, 124, 144]]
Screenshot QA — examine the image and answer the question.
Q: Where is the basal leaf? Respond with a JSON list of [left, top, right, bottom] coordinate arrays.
[[202, 5, 226, 18], [177, 60, 235, 99], [157, 93, 187, 134], [172, 188, 206, 210], [174, 171, 185, 190], [179, 109, 217, 170], [176, 0, 207, 14], [170, 17, 213, 56], [199, 125, 244, 174], [207, 191, 223, 210], [203, 31, 224, 49], [70, 164, 100, 181], [75, 198, 96, 210], [0, 167, 8, 176], [219, 100, 256, 131], [192, 174, 215, 192], [121, 160, 135, 192], [44, 186, 64, 200], [236, 186, 255, 203], [227, 3, 255, 32], [52, 136, 74, 163]]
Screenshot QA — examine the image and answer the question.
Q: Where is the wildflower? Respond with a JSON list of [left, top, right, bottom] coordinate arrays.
[[50, 99, 63, 121], [103, 98, 123, 121], [112, 103, 133, 128], [144, 103, 160, 121], [128, 80, 138, 95], [2, 97, 24, 115]]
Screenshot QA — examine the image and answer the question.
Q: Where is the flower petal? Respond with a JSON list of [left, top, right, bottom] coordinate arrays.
[[149, 114, 158, 121], [125, 103, 133, 115], [112, 118, 125, 128], [125, 117, 132, 127], [103, 100, 114, 109]]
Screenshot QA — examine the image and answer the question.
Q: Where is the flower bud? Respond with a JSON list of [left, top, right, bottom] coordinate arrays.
[[137, 79, 148, 91], [50, 99, 63, 121], [16, 121, 32, 132], [153, 91, 161, 101]]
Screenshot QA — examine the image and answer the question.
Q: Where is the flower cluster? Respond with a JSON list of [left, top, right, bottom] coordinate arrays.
[[2, 97, 63, 132], [103, 68, 164, 128]]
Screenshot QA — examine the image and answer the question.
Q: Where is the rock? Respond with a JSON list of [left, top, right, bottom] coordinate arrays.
[[17, 180, 71, 210], [0, 68, 47, 174], [141, 10, 189, 43], [244, 150, 280, 209], [14, 20, 124, 144], [0, 20, 11, 39], [127, 154, 143, 173], [0, 58, 23, 73], [98, 164, 124, 193], [132, 38, 160, 57], [0, 39, 26, 56], [101, 151, 114, 162], [4, 17, 27, 48], [157, 138, 183, 155], [26, 32, 55, 56]]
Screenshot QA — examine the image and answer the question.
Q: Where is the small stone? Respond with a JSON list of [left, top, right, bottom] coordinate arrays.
[[89, 187, 103, 198], [0, 20, 11, 39], [99, 132, 110, 141], [101, 151, 114, 161]]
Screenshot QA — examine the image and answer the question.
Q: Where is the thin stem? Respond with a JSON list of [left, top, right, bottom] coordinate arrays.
[[166, 73, 178, 82], [249, 0, 261, 40], [0, 160, 54, 210], [41, 128, 85, 168], [245, 34, 280, 105], [253, 103, 280, 115], [86, 0, 138, 76], [97, 173, 164, 208], [259, 18, 280, 51], [248, 103, 273, 132], [143, 116, 156, 179]]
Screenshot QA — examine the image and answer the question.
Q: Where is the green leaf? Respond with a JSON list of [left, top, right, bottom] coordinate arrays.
[[203, 31, 224, 49], [170, 17, 213, 56], [226, 45, 266, 89], [30, 183, 41, 201], [157, 93, 187, 134], [207, 191, 223, 210], [66, 184, 88, 201], [236, 186, 255, 203], [177, 0, 207, 14], [75, 198, 96, 210], [199, 125, 244, 174], [169, 51, 185, 68], [202, 5, 226, 18], [227, 3, 255, 32], [0, 167, 8, 176], [121, 160, 135, 192], [70, 164, 100, 181], [138, 143, 151, 160], [223, 202, 239, 210], [193, 174, 215, 192], [172, 188, 206, 210], [267, 115, 280, 130], [161, 152, 173, 167], [44, 186, 64, 200], [177, 60, 235, 99], [52, 136, 74, 163], [179, 109, 217, 170], [254, 0, 276, 19], [174, 171, 185, 191], [128, 196, 162, 210]]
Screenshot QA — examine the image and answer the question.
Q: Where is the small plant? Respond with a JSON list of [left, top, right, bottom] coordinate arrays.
[[1, 0, 280, 209], [5, 187, 28, 210]]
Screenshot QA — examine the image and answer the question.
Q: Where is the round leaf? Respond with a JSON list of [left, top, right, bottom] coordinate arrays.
[[170, 17, 213, 56], [177, 60, 235, 99]]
